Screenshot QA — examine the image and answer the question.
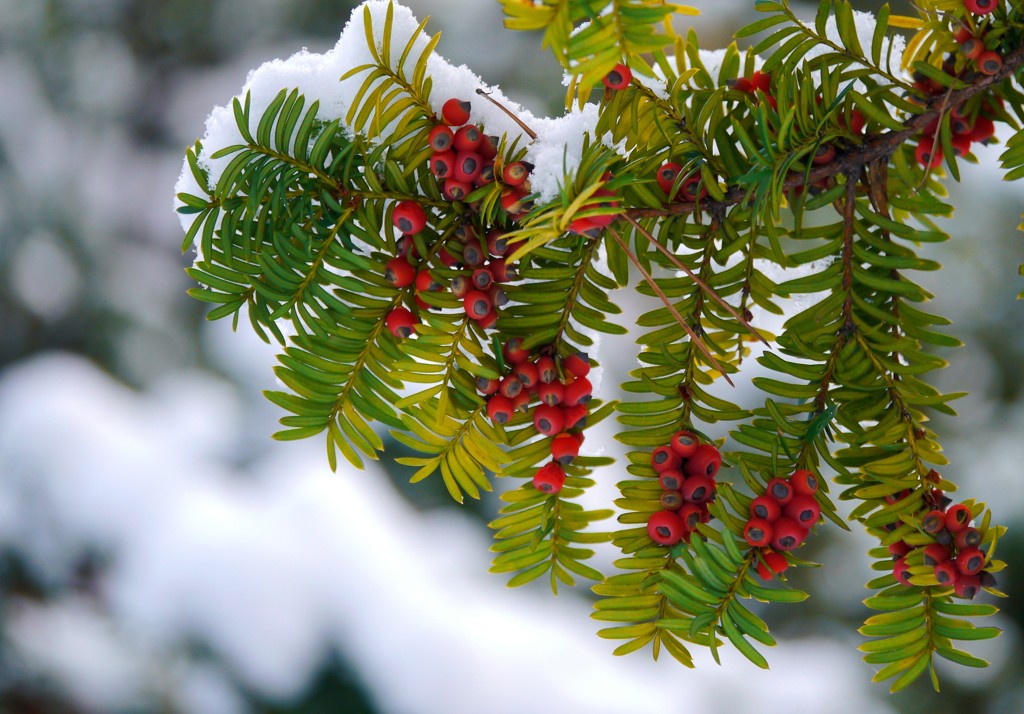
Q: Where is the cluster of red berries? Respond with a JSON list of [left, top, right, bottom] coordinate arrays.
[[566, 174, 620, 237], [954, 25, 1003, 76], [731, 70, 777, 111], [888, 489, 996, 600], [742, 470, 821, 580], [480, 339, 594, 495], [646, 432, 722, 546], [656, 162, 708, 203], [430, 98, 532, 215]]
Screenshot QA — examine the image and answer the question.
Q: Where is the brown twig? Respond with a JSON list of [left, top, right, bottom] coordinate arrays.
[[624, 214, 770, 347], [606, 226, 735, 387], [475, 88, 538, 140]]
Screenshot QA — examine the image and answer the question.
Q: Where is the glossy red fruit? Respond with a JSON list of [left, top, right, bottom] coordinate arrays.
[[750, 71, 771, 93], [476, 310, 497, 330], [656, 162, 682, 197], [568, 216, 601, 237], [964, 0, 998, 15], [514, 362, 539, 389], [392, 200, 428, 234], [684, 444, 721, 478], [678, 503, 702, 531], [479, 134, 499, 160], [955, 527, 983, 550], [669, 430, 699, 458], [651, 445, 681, 473], [956, 547, 986, 575], [660, 490, 684, 511], [921, 509, 947, 535], [744, 518, 774, 547], [750, 494, 782, 522], [647, 510, 685, 546], [502, 162, 529, 186], [453, 125, 482, 152], [960, 36, 984, 60], [428, 125, 455, 152], [538, 381, 564, 407], [415, 269, 442, 294], [562, 352, 589, 378], [386, 306, 418, 338], [915, 138, 943, 169], [551, 432, 580, 464], [443, 178, 472, 201], [462, 241, 485, 267], [487, 230, 508, 257], [945, 503, 972, 533], [790, 469, 818, 496], [533, 404, 565, 436], [784, 495, 820, 527], [536, 356, 557, 383], [563, 376, 593, 407], [967, 116, 995, 142], [602, 63, 632, 91], [463, 290, 492, 320], [849, 109, 866, 135], [893, 557, 913, 586], [471, 268, 493, 291], [533, 461, 566, 494], [499, 375, 523, 400], [450, 275, 469, 299], [681, 474, 715, 505], [977, 50, 1003, 75], [429, 150, 455, 178], [812, 143, 836, 165], [765, 478, 794, 506], [756, 549, 789, 580], [487, 394, 514, 424], [384, 257, 416, 288], [951, 135, 972, 158], [561, 404, 588, 431], [490, 258, 515, 283], [503, 338, 531, 364], [476, 161, 495, 186], [511, 390, 530, 413], [488, 284, 507, 309], [678, 173, 708, 201], [934, 560, 959, 585], [500, 188, 529, 215], [453, 152, 483, 183], [889, 540, 912, 558], [923, 543, 950, 566], [953, 573, 982, 599], [771, 517, 807, 552], [658, 470, 684, 491], [441, 98, 471, 125]]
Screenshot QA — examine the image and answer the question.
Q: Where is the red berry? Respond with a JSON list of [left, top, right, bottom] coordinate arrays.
[[536, 356, 557, 383], [923, 543, 950, 566], [934, 560, 959, 585], [502, 162, 529, 186], [647, 510, 685, 546], [893, 557, 913, 586], [453, 152, 483, 183], [681, 474, 715, 505], [956, 547, 986, 575], [602, 63, 632, 91], [784, 494, 820, 528], [812, 143, 836, 165], [385, 306, 418, 338], [744, 518, 774, 547], [464, 290, 492, 320], [660, 490, 684, 511], [656, 162, 682, 197], [915, 138, 943, 169], [756, 549, 789, 580], [964, 0, 998, 15], [476, 376, 499, 395], [487, 394, 514, 424], [479, 134, 499, 160], [450, 275, 469, 299], [770, 517, 807, 552], [750, 494, 782, 522], [678, 173, 708, 201], [651, 445, 682, 473], [945, 503, 972, 533], [476, 310, 498, 330], [790, 469, 818, 496], [430, 150, 455, 178], [453, 125, 482, 152], [462, 241, 485, 267], [658, 470, 684, 491], [678, 503, 703, 531], [563, 376, 593, 407], [441, 98, 471, 125], [489, 258, 515, 283], [955, 527, 983, 550], [551, 432, 580, 464], [428, 125, 454, 152], [538, 381, 564, 407], [684, 444, 721, 478], [953, 574, 982, 599], [443, 178, 472, 201], [922, 509, 947, 534], [475, 161, 495, 186], [487, 230, 508, 257], [514, 362, 539, 389], [561, 404, 588, 431], [392, 200, 428, 235], [669, 430, 699, 458], [488, 284, 507, 309], [766, 478, 794, 505], [976, 49, 1003, 75], [499, 375, 523, 399], [564, 352, 591, 378], [568, 217, 602, 237], [533, 404, 565, 436], [500, 188, 529, 215], [849, 109, 866, 135], [471, 268, 494, 291], [967, 116, 995, 142], [384, 257, 416, 288], [888, 540, 912, 558], [750, 71, 771, 93], [414, 269, 442, 294], [512, 390, 531, 413], [960, 36, 984, 60], [533, 461, 566, 494], [503, 338, 531, 364]]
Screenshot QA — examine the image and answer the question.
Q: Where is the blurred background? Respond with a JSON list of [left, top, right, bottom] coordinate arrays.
[[0, 0, 1022, 712]]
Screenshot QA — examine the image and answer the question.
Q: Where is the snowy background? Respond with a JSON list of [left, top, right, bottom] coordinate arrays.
[[1, 0, 1023, 712]]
